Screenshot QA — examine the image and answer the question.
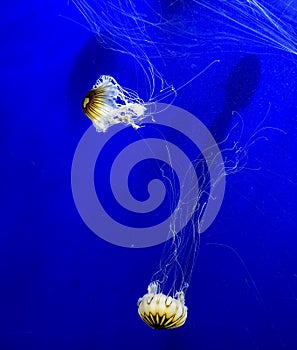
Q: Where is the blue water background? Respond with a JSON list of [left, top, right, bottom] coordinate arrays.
[[1, 1, 297, 349]]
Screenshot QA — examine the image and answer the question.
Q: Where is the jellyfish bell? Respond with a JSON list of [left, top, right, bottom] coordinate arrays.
[[137, 282, 188, 329], [82, 75, 147, 132]]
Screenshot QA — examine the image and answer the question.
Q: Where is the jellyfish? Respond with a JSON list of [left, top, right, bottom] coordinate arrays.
[[82, 75, 147, 132], [137, 282, 188, 329], [133, 104, 231, 329]]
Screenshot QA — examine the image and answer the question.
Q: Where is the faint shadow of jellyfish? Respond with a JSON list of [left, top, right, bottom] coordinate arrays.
[[68, 37, 116, 127], [211, 54, 261, 142]]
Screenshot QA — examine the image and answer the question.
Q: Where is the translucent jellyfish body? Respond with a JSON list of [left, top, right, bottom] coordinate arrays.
[[82, 75, 147, 132], [137, 282, 188, 329]]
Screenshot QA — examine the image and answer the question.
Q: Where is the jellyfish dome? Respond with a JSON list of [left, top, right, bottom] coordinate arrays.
[[137, 282, 187, 330], [82, 75, 147, 132]]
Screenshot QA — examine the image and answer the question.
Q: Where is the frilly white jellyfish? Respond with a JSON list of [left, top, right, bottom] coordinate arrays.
[[82, 75, 147, 132]]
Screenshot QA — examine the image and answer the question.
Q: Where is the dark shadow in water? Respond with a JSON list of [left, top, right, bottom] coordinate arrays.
[[211, 54, 261, 142], [68, 37, 117, 128], [68, 36, 146, 131]]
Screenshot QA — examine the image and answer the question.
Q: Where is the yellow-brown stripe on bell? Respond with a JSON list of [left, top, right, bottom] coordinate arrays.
[[81, 75, 147, 132], [138, 289, 188, 329], [82, 85, 116, 123]]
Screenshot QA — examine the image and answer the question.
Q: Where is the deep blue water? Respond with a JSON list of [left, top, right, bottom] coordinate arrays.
[[1, 1, 297, 349]]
